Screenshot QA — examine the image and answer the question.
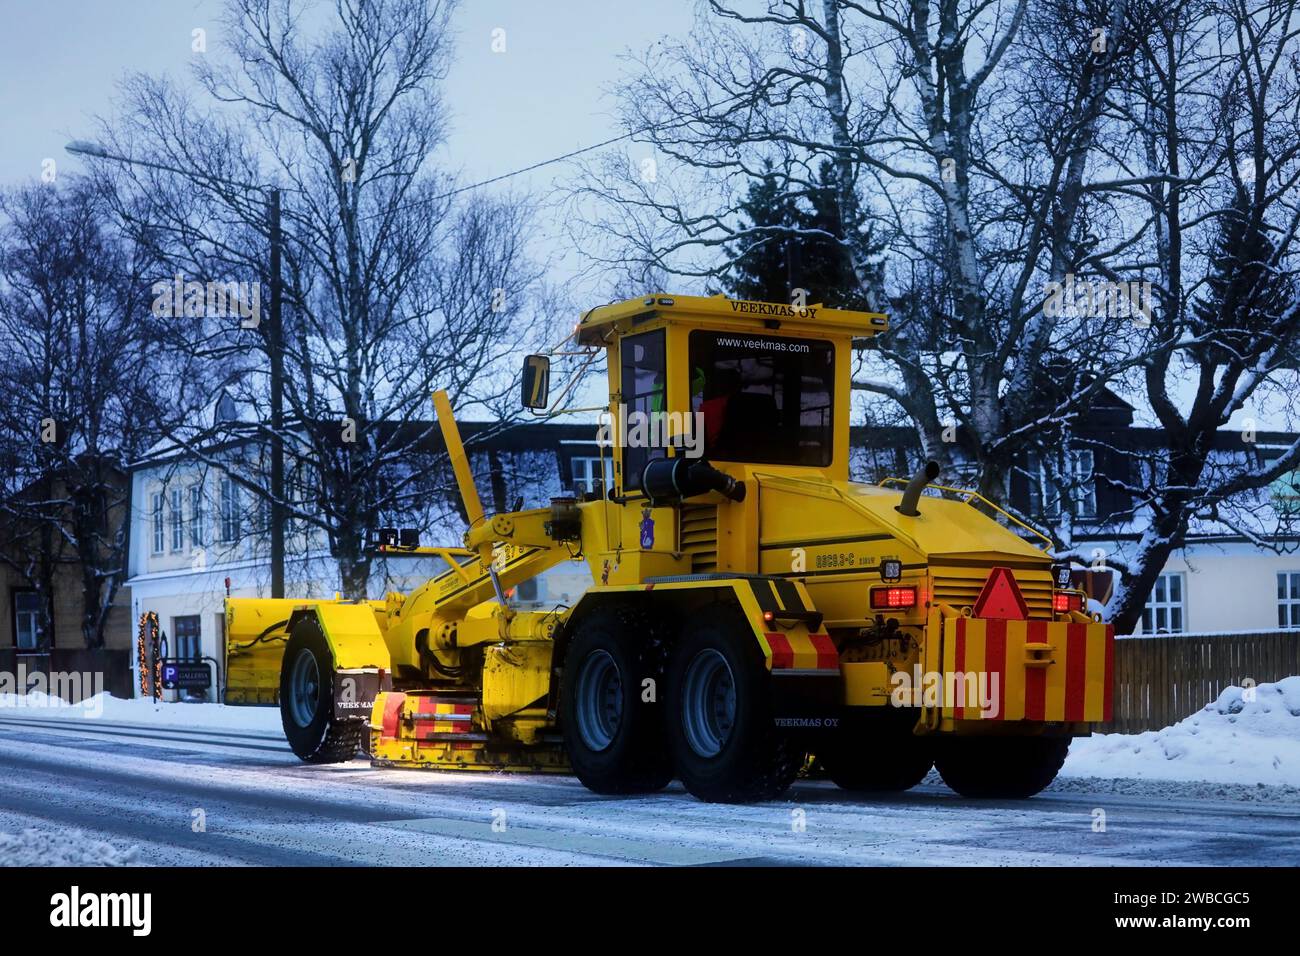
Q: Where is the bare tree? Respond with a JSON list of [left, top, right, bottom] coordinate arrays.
[[1093, 0, 1300, 631], [91, 0, 549, 597], [0, 180, 163, 648], [566, 0, 1152, 501]]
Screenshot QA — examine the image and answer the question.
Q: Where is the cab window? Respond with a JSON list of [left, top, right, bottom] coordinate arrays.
[[620, 330, 666, 489], [688, 330, 834, 466]]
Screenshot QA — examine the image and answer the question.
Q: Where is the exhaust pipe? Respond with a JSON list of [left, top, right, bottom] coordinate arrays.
[[896, 460, 940, 516]]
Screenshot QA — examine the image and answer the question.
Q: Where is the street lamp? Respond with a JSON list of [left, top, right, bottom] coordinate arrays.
[[66, 140, 288, 600]]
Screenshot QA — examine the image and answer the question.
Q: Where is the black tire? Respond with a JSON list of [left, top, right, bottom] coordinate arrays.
[[666, 606, 803, 803], [279, 618, 363, 763], [560, 607, 673, 794], [818, 710, 933, 792], [934, 735, 1071, 798]]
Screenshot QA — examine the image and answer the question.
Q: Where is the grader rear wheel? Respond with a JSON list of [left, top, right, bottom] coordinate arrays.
[[665, 606, 803, 803], [279, 618, 363, 763], [934, 736, 1071, 798], [818, 711, 933, 792]]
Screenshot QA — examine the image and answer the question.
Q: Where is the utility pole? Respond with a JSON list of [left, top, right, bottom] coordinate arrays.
[[268, 189, 285, 599], [64, 140, 290, 598]]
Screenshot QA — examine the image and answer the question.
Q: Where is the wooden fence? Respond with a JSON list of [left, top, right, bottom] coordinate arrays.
[[1099, 631, 1300, 734], [0, 648, 133, 700]]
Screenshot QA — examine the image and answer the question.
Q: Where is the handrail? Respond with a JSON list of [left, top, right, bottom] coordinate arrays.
[[878, 478, 1054, 551], [375, 545, 477, 583]]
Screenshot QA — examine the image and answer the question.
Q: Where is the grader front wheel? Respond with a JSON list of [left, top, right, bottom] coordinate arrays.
[[279, 618, 363, 763], [559, 608, 673, 794]]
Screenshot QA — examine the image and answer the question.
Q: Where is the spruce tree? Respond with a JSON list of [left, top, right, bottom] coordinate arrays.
[[1191, 184, 1292, 361], [720, 161, 879, 309]]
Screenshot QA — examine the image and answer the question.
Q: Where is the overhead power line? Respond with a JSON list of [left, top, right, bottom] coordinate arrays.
[[405, 88, 754, 210]]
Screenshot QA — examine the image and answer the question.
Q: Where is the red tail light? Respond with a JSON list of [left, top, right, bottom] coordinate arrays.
[[1053, 592, 1083, 613], [871, 586, 917, 610]]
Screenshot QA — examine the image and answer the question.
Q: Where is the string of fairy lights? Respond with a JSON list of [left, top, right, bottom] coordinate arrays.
[[136, 611, 163, 700]]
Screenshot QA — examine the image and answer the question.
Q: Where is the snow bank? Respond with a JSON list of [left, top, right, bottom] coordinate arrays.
[[0, 828, 140, 866], [1064, 676, 1300, 786], [0, 692, 282, 733]]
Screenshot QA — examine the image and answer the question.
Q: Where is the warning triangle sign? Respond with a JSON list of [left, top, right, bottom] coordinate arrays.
[[972, 566, 1028, 620]]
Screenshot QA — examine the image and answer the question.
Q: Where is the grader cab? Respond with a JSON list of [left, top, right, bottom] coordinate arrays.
[[225, 293, 1113, 802]]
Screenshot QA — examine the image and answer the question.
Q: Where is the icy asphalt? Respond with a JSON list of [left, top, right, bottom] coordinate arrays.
[[0, 714, 1297, 867]]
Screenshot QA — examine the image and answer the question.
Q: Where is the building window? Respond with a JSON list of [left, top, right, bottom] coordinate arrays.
[[1069, 450, 1097, 517], [1278, 572, 1300, 629], [1027, 449, 1097, 519], [13, 591, 43, 651], [1142, 572, 1186, 634], [172, 615, 201, 660], [1272, 470, 1300, 514], [151, 492, 165, 554], [570, 456, 604, 495], [220, 477, 240, 543], [515, 577, 539, 602], [170, 487, 184, 552], [189, 484, 206, 548]]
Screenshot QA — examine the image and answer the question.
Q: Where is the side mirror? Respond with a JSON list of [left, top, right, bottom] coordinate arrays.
[[521, 354, 550, 410]]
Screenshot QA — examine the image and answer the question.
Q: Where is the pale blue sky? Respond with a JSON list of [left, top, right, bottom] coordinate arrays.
[[0, 0, 694, 192]]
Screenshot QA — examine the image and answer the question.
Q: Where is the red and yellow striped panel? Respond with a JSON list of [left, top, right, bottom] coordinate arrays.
[[379, 692, 406, 740], [763, 631, 839, 672], [941, 617, 1113, 722]]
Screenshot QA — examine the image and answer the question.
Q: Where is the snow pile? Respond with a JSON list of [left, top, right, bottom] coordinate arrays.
[[0, 692, 282, 733], [0, 828, 140, 866], [1064, 676, 1300, 786]]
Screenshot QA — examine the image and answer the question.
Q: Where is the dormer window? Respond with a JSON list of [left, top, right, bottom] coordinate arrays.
[[214, 390, 239, 424], [1026, 449, 1097, 519]]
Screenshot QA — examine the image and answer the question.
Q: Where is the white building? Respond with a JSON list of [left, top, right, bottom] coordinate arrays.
[[122, 399, 605, 699]]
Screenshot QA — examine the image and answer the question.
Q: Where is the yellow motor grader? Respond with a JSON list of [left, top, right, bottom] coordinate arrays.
[[224, 294, 1113, 802]]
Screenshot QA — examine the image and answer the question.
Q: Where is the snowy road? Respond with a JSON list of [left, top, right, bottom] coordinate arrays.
[[1, 714, 1298, 867]]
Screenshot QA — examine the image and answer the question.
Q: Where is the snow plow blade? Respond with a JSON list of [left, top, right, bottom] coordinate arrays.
[[224, 598, 306, 704], [224, 597, 389, 705]]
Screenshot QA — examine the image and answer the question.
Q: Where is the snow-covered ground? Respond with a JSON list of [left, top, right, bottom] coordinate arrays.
[[5, 676, 1300, 789], [1, 682, 1298, 866], [2, 676, 1300, 790], [1064, 677, 1300, 788], [0, 827, 141, 866], [0, 692, 282, 732]]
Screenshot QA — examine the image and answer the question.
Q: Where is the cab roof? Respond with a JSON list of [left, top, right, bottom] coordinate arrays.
[[574, 293, 889, 347]]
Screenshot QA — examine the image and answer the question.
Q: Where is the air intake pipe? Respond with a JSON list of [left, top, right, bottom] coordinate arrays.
[[641, 458, 746, 504], [895, 460, 940, 516]]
